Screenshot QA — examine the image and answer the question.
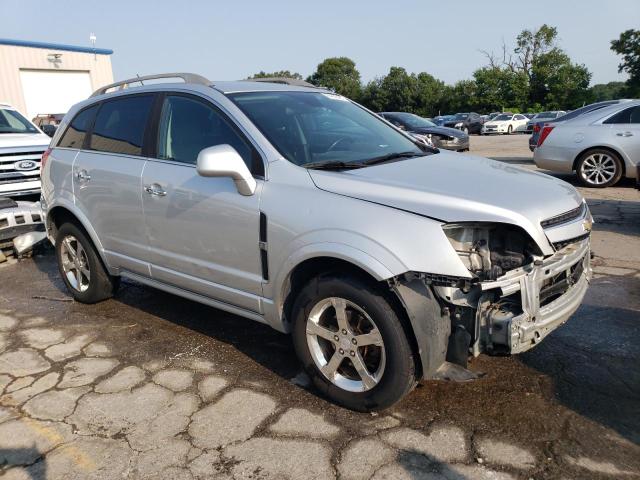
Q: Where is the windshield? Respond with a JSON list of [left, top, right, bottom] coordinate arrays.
[[494, 114, 513, 121], [452, 113, 468, 120], [534, 111, 555, 119], [0, 109, 39, 134], [389, 113, 436, 129], [230, 92, 424, 167]]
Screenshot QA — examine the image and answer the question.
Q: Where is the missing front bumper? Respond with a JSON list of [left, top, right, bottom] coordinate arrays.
[[476, 237, 591, 354]]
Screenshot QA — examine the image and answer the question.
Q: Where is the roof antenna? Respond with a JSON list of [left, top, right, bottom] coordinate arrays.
[[136, 74, 145, 86]]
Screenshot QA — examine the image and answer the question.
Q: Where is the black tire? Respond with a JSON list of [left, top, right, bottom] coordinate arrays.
[[576, 149, 623, 188], [291, 273, 416, 411], [55, 222, 119, 303], [507, 125, 513, 135]]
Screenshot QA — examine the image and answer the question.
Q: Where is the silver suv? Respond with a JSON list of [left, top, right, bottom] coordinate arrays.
[[42, 73, 593, 410]]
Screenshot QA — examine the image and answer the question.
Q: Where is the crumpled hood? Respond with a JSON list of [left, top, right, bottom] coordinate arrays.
[[308, 150, 584, 254], [0, 133, 50, 151]]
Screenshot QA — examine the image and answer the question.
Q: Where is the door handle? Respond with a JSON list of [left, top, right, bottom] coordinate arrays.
[[75, 169, 91, 181], [616, 131, 633, 137], [144, 183, 167, 196]]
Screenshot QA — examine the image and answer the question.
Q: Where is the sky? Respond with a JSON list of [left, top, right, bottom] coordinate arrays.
[[1, 0, 638, 86]]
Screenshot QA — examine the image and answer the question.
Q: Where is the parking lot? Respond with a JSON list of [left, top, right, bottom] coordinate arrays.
[[0, 134, 639, 480]]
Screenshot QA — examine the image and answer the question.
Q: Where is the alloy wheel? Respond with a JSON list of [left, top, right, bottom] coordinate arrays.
[[580, 153, 617, 186], [60, 235, 91, 292], [305, 297, 386, 392]]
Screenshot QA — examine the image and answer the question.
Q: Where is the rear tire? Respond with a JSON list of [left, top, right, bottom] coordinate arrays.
[[55, 222, 119, 303], [576, 149, 623, 188], [291, 273, 416, 411], [507, 125, 513, 135]]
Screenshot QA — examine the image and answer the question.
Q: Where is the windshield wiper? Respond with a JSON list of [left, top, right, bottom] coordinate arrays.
[[359, 151, 427, 166], [303, 160, 366, 170]]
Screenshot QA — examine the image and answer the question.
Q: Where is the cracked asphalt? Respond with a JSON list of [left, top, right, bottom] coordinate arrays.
[[0, 134, 639, 479]]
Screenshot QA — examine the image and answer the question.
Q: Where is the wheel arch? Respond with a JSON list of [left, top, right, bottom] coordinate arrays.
[[46, 203, 112, 272]]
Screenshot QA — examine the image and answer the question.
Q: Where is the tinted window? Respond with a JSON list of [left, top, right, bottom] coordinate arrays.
[[58, 105, 98, 149], [604, 106, 640, 124], [157, 95, 254, 170], [89, 95, 154, 156]]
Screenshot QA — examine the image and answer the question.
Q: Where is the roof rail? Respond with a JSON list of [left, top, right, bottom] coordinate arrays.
[[91, 73, 211, 97], [248, 77, 318, 88]]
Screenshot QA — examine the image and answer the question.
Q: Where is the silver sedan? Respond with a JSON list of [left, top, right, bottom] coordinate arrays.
[[534, 101, 640, 187]]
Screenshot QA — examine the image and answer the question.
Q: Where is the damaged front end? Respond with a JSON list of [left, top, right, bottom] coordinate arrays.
[[391, 212, 592, 380]]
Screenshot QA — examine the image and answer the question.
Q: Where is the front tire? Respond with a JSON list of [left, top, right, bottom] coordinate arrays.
[[55, 223, 119, 303], [576, 149, 623, 188], [292, 273, 416, 411], [507, 125, 513, 135]]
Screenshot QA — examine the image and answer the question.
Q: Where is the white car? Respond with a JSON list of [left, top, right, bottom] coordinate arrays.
[[0, 103, 51, 197], [482, 113, 529, 135]]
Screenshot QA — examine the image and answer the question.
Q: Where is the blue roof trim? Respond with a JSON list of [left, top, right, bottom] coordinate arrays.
[[0, 38, 113, 55]]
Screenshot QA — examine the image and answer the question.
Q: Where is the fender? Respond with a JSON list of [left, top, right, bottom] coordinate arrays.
[[269, 241, 402, 328]]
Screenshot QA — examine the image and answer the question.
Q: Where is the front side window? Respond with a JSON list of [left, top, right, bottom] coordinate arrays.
[[230, 92, 424, 166], [0, 108, 39, 134], [156, 95, 256, 170], [89, 95, 154, 156], [58, 105, 98, 149]]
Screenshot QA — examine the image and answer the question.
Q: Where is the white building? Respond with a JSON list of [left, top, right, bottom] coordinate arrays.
[[0, 38, 114, 120]]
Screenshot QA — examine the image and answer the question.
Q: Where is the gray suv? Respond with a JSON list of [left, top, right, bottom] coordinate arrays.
[[42, 73, 592, 410]]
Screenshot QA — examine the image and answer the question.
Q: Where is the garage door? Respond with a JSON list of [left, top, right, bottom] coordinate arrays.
[[19, 69, 93, 119]]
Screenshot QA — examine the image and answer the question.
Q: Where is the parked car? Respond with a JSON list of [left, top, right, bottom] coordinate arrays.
[[0, 103, 51, 197], [32, 113, 65, 138], [42, 73, 592, 410], [529, 101, 635, 151], [432, 115, 454, 126], [442, 112, 484, 134], [525, 111, 566, 134], [379, 112, 469, 151], [481, 113, 529, 134], [534, 100, 640, 187]]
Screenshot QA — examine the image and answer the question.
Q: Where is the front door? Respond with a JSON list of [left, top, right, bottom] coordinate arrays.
[[73, 94, 155, 275], [141, 93, 264, 313]]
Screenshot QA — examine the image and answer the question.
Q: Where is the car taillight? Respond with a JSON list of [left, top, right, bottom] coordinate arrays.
[[533, 123, 541, 134], [537, 125, 555, 147], [41, 148, 51, 170]]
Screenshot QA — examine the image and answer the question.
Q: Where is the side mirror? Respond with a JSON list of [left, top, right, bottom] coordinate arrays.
[[196, 144, 257, 196]]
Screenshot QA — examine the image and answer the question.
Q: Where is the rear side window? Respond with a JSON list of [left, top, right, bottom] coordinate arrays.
[[89, 95, 154, 156], [604, 106, 640, 124], [57, 105, 98, 149]]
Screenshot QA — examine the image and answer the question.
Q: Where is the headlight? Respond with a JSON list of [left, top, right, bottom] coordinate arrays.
[[443, 223, 542, 280], [455, 122, 463, 128]]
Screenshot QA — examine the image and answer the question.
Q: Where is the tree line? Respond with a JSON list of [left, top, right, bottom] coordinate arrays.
[[249, 25, 639, 117]]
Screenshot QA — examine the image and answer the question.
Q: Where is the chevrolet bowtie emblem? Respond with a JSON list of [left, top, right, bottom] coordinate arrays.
[[582, 218, 593, 232]]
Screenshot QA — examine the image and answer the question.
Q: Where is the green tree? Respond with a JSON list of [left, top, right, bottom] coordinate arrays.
[[307, 57, 361, 99], [360, 67, 417, 113], [248, 70, 303, 80], [589, 81, 627, 101], [529, 49, 591, 109], [611, 29, 640, 96], [473, 67, 528, 112], [413, 72, 448, 117]]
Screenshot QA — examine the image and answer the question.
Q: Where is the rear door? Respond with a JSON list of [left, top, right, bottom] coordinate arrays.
[[73, 94, 155, 275], [141, 92, 264, 312], [604, 106, 640, 170]]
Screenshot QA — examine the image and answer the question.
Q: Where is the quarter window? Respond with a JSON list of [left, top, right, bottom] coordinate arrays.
[[156, 95, 255, 170], [604, 106, 640, 125], [57, 105, 98, 149], [89, 95, 154, 156]]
